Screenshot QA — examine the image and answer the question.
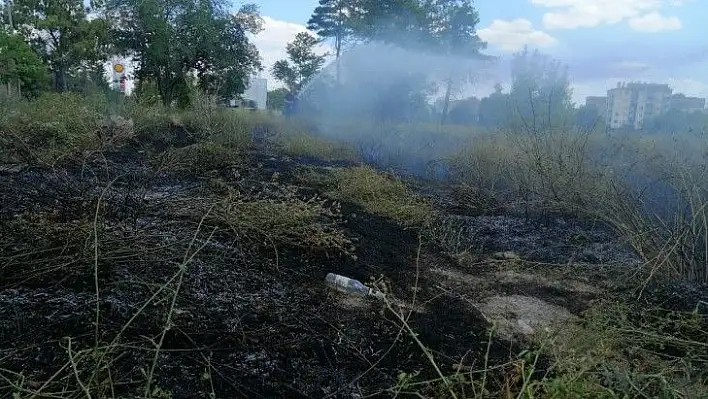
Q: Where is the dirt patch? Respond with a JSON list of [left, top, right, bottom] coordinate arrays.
[[475, 295, 576, 341]]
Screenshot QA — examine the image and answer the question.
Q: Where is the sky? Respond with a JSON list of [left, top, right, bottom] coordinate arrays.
[[247, 0, 708, 105]]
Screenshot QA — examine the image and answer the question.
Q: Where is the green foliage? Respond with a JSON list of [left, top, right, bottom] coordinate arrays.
[[645, 108, 708, 135], [272, 32, 327, 93], [351, 0, 429, 46], [182, 97, 254, 150], [0, 92, 123, 163], [267, 88, 287, 111], [0, 31, 49, 96], [545, 302, 708, 398], [307, 0, 357, 59], [108, 0, 262, 106], [447, 96, 480, 125], [575, 104, 603, 132], [478, 84, 508, 127], [326, 166, 433, 226], [206, 187, 355, 255], [507, 46, 574, 132], [12, 0, 108, 92]]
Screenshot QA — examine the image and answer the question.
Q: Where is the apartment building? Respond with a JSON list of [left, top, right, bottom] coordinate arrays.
[[670, 93, 706, 113], [606, 82, 672, 130]]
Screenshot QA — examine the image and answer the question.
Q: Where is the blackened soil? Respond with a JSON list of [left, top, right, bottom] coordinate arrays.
[[0, 150, 521, 398], [2, 146, 706, 398]]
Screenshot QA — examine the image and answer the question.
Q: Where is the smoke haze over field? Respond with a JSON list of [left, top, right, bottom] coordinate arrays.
[[254, 0, 708, 103]]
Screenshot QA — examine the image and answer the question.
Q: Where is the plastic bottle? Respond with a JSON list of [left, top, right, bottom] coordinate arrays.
[[326, 273, 382, 298]]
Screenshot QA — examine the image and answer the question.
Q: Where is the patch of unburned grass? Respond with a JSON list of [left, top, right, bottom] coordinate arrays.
[[542, 301, 708, 398], [325, 166, 433, 227], [201, 185, 355, 257], [276, 132, 358, 162], [0, 92, 128, 165], [154, 141, 242, 176]]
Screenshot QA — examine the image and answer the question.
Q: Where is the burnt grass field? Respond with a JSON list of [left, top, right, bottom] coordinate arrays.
[[1, 120, 708, 398]]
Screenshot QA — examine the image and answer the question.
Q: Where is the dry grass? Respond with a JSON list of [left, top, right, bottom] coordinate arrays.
[[447, 127, 708, 284], [154, 141, 243, 175], [325, 165, 433, 227], [206, 190, 356, 257], [276, 132, 358, 162]]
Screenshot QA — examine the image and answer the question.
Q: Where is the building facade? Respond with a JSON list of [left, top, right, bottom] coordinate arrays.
[[606, 82, 672, 130], [242, 78, 268, 110], [670, 94, 706, 113]]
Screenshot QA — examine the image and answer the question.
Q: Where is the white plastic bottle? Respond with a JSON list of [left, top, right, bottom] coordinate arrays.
[[325, 273, 376, 296]]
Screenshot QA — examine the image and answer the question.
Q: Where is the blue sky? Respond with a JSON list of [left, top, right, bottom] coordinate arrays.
[[248, 0, 708, 104]]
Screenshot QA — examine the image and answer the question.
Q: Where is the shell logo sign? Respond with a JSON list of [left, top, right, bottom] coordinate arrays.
[[111, 58, 127, 93]]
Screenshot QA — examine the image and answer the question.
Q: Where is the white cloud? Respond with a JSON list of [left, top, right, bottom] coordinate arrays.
[[478, 19, 558, 52], [665, 77, 708, 98], [531, 0, 685, 32], [250, 16, 331, 89], [628, 12, 682, 31]]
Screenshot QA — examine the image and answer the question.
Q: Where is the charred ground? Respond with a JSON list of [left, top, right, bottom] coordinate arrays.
[[1, 111, 707, 398]]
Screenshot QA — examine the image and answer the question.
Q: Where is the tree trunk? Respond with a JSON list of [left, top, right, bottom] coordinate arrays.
[[441, 78, 453, 125], [54, 68, 67, 92], [335, 36, 341, 84]]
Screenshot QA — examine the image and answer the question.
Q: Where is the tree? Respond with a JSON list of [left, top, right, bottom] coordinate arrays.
[[645, 109, 708, 135], [108, 0, 262, 106], [0, 30, 49, 96], [12, 0, 108, 92], [421, 0, 487, 123], [272, 32, 327, 93], [267, 88, 287, 111], [308, 0, 359, 82], [448, 96, 480, 125], [478, 83, 509, 127], [351, 0, 428, 46], [346, 0, 487, 123], [308, 0, 357, 61], [507, 46, 573, 133], [574, 104, 602, 131]]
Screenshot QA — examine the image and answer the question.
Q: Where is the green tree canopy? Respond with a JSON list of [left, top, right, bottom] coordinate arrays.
[[267, 88, 287, 111], [507, 46, 573, 133], [108, 0, 262, 106], [0, 30, 49, 96], [12, 0, 108, 92], [307, 0, 358, 60], [272, 32, 327, 94]]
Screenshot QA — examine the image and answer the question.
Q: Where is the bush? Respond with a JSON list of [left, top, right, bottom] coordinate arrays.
[[544, 302, 708, 398]]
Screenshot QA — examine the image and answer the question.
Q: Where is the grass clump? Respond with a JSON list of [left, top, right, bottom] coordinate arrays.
[[203, 187, 355, 257], [541, 302, 708, 398], [155, 141, 242, 176], [326, 165, 433, 226], [0, 92, 126, 164], [276, 132, 358, 162]]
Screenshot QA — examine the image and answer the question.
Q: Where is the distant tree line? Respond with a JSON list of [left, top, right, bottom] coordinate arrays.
[[1, 0, 263, 107]]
